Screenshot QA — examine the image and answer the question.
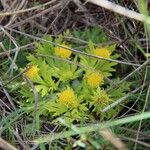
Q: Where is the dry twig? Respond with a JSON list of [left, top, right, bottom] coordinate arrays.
[[100, 128, 128, 150], [86, 0, 150, 23], [0, 137, 17, 150]]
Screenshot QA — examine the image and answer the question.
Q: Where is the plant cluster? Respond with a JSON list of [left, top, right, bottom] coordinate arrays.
[[20, 28, 130, 123]]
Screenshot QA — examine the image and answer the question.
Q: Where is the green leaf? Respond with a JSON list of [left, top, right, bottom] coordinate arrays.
[[35, 85, 48, 97], [73, 26, 108, 43]]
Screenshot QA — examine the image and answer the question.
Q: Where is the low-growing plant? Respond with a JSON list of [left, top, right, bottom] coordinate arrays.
[[19, 28, 130, 124]]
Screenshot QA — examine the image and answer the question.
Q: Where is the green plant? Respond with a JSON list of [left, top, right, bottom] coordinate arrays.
[[19, 29, 130, 124]]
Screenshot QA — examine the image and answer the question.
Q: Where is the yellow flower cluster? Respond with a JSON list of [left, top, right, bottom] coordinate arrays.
[[54, 44, 72, 58], [86, 72, 103, 88], [58, 89, 77, 106], [24, 65, 39, 80], [94, 47, 111, 59]]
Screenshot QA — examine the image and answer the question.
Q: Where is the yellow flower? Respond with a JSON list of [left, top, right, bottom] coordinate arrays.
[[86, 72, 103, 88], [24, 65, 39, 80], [94, 47, 111, 58], [58, 89, 77, 106], [54, 44, 72, 58]]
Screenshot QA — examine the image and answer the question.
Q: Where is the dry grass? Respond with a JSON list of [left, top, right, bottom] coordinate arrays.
[[0, 0, 150, 149]]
